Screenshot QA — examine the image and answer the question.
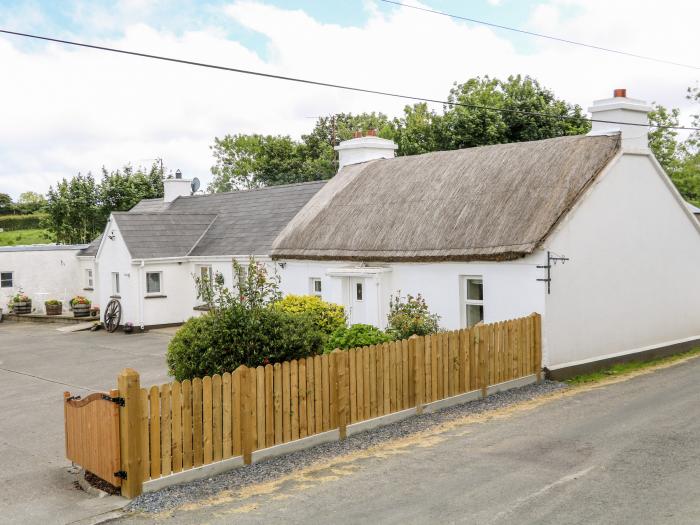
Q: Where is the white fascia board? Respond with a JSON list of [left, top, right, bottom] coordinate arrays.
[[130, 254, 273, 265], [326, 266, 392, 278]]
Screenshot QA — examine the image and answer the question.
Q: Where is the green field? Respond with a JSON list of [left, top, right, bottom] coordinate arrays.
[[0, 228, 52, 246]]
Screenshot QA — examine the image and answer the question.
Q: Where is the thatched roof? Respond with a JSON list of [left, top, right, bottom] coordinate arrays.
[[271, 134, 621, 262]]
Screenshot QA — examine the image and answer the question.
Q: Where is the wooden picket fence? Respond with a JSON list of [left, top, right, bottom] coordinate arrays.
[[70, 313, 541, 497]]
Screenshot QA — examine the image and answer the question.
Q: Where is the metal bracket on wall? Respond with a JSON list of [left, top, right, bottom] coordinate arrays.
[[537, 251, 569, 294]]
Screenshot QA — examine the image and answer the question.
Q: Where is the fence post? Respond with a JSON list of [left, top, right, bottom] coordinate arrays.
[[239, 366, 254, 465], [118, 368, 143, 498], [332, 350, 348, 440], [410, 335, 424, 414], [533, 313, 543, 384], [474, 326, 487, 398]]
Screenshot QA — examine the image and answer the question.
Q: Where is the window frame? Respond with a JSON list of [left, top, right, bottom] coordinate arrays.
[[355, 281, 364, 302], [145, 271, 163, 295], [310, 277, 322, 297], [461, 275, 484, 328], [84, 268, 94, 289], [111, 272, 120, 296], [0, 271, 13, 288]]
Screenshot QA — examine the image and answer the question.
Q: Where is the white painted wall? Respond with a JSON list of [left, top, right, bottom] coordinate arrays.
[[96, 218, 137, 325], [544, 152, 700, 369], [0, 246, 93, 313]]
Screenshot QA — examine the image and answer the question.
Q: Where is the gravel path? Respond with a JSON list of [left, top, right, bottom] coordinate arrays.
[[127, 380, 567, 515]]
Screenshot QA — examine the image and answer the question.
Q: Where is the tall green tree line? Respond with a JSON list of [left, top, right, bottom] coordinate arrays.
[[45, 161, 164, 244]]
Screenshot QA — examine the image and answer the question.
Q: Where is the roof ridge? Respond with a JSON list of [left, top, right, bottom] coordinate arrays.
[[177, 179, 328, 199]]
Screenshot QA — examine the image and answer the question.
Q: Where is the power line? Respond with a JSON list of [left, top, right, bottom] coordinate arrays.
[[378, 0, 700, 71], [1, 28, 698, 131]]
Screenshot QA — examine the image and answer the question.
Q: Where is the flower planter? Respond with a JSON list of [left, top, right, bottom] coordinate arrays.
[[45, 303, 63, 316], [14, 301, 32, 315], [72, 303, 91, 318]]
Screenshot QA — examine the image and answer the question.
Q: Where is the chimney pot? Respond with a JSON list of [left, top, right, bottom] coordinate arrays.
[[365, 129, 377, 137], [613, 88, 627, 98], [353, 131, 363, 139]]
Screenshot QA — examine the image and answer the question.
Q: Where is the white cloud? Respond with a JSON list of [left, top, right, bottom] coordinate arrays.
[[0, 0, 698, 198]]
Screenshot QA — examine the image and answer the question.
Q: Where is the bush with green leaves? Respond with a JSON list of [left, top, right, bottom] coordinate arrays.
[[324, 323, 394, 353], [386, 292, 440, 340], [272, 295, 345, 337], [167, 305, 323, 381]]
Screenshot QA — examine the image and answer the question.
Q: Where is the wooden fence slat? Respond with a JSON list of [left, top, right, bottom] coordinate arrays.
[[202, 376, 213, 465], [383, 343, 391, 415], [232, 368, 242, 457], [321, 354, 330, 431], [256, 366, 265, 450], [140, 388, 149, 480], [171, 381, 183, 473], [335, 350, 348, 439], [265, 365, 274, 447], [282, 360, 291, 442], [273, 363, 283, 444], [160, 383, 171, 476], [306, 358, 315, 437], [396, 342, 403, 411], [299, 359, 308, 438], [149, 386, 161, 479], [362, 347, 371, 420], [192, 378, 203, 468], [534, 313, 542, 382], [369, 346, 377, 418], [182, 380, 192, 470], [329, 352, 337, 428], [314, 355, 323, 434], [290, 360, 300, 441], [118, 369, 142, 498], [348, 348, 357, 423], [422, 336, 430, 403], [388, 342, 396, 413], [212, 374, 222, 463], [355, 349, 364, 421], [222, 373, 232, 459]]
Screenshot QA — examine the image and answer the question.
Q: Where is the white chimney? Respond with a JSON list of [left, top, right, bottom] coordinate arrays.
[[164, 170, 192, 202], [588, 88, 652, 151], [334, 130, 398, 170]]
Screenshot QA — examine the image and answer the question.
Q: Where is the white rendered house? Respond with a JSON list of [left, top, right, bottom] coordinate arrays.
[[272, 90, 700, 376]]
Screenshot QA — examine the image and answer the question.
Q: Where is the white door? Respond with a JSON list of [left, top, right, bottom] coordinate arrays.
[[348, 277, 368, 325]]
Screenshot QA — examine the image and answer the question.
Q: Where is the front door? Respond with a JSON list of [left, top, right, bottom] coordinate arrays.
[[348, 277, 368, 325]]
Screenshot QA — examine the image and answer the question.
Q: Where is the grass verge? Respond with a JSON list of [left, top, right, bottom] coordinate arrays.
[[566, 347, 700, 385], [0, 228, 51, 246]]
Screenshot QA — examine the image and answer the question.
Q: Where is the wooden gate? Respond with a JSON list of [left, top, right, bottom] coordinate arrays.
[[64, 390, 122, 487]]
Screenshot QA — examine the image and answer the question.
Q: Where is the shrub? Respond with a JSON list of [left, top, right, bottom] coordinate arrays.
[[45, 299, 62, 306], [167, 305, 324, 381], [387, 293, 440, 340], [0, 213, 47, 231], [273, 295, 346, 337], [324, 323, 394, 353]]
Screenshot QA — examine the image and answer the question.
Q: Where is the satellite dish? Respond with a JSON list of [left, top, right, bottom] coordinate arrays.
[[191, 177, 200, 195]]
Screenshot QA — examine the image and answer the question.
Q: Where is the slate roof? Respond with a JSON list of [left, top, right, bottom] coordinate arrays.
[[109, 181, 326, 259]]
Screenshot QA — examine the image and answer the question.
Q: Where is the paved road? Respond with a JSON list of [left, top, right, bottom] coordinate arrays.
[[0, 321, 172, 525], [119, 356, 700, 525]]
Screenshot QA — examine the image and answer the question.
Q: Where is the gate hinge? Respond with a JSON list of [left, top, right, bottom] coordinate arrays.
[[102, 394, 125, 407], [114, 470, 127, 480]]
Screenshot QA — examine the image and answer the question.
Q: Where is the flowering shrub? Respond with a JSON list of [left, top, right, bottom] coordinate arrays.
[[387, 292, 441, 340], [11, 293, 30, 303], [70, 296, 91, 307], [273, 295, 346, 338]]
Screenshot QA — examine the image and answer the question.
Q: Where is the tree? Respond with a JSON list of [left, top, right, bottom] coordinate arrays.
[[0, 193, 12, 214], [99, 162, 164, 222], [648, 103, 681, 173], [16, 191, 46, 214]]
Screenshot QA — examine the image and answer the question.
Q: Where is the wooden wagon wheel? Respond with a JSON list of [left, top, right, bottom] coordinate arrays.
[[104, 299, 121, 333]]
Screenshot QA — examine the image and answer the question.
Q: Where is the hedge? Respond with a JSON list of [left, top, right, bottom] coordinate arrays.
[[0, 213, 47, 231]]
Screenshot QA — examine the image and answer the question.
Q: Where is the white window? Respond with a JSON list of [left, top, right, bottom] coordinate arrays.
[[462, 276, 484, 328], [0, 271, 12, 288], [111, 272, 120, 295], [146, 271, 162, 294], [85, 268, 94, 289], [355, 281, 363, 301], [310, 278, 322, 297], [198, 265, 213, 282]]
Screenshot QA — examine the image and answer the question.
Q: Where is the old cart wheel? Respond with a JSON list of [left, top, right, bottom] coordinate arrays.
[[104, 299, 121, 333]]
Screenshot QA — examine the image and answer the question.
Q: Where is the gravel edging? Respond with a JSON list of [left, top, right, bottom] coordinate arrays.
[[127, 380, 567, 514]]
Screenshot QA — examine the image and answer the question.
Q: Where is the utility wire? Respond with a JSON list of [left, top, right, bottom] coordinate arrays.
[[378, 0, 700, 71], [1, 28, 698, 131]]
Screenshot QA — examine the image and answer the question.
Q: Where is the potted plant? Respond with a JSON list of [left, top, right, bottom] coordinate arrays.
[[70, 296, 91, 318], [45, 299, 62, 316], [10, 293, 31, 315]]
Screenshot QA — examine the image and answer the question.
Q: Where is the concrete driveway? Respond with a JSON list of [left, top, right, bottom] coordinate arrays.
[[118, 355, 700, 525], [0, 321, 173, 525]]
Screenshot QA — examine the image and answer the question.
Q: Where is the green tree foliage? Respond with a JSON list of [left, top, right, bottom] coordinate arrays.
[[386, 293, 441, 340], [0, 193, 12, 214], [208, 75, 590, 193], [17, 191, 46, 214], [44, 160, 164, 244]]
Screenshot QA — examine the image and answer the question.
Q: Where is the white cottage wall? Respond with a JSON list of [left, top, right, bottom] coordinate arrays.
[[0, 246, 88, 311], [544, 152, 700, 369], [96, 219, 137, 325]]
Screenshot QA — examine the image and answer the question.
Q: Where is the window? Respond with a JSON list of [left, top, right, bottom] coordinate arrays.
[[85, 269, 94, 289], [310, 278, 322, 297], [199, 265, 213, 282], [462, 276, 484, 328], [146, 272, 162, 294], [1, 272, 13, 288], [111, 272, 120, 295], [355, 282, 363, 301]]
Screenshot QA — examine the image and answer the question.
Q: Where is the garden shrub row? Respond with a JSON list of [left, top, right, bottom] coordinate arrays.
[[0, 213, 47, 231]]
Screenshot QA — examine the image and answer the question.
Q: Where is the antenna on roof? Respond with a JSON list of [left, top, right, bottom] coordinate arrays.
[[191, 177, 200, 195]]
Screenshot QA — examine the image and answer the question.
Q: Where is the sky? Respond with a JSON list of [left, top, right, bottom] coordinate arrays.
[[0, 0, 698, 198]]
